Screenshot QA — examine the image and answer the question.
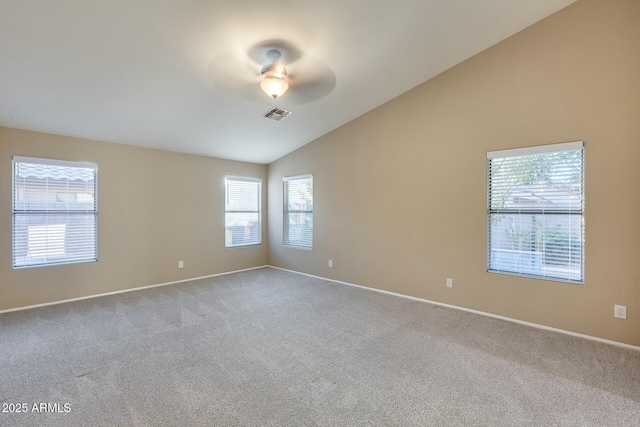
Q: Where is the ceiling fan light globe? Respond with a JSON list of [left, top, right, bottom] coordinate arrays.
[[260, 76, 289, 99]]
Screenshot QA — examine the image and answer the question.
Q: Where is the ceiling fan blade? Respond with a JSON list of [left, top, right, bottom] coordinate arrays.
[[207, 51, 271, 104], [285, 57, 336, 105], [207, 51, 258, 91]]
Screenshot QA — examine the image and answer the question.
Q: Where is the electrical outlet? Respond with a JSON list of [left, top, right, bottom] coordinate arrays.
[[178, 261, 184, 269], [614, 305, 626, 319], [328, 260, 333, 268], [446, 278, 453, 288]]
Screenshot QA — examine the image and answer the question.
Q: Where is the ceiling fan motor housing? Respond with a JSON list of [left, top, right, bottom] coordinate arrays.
[[261, 63, 288, 80]]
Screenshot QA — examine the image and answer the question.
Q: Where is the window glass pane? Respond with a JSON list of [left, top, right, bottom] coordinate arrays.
[[13, 213, 97, 267], [284, 212, 313, 248], [225, 212, 261, 247], [488, 213, 583, 282], [285, 178, 313, 211], [14, 162, 96, 212], [226, 180, 260, 212], [489, 150, 583, 212]]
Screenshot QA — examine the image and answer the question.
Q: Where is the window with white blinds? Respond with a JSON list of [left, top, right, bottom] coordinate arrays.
[[12, 156, 98, 269], [487, 141, 584, 283], [225, 176, 261, 247], [284, 175, 313, 249]]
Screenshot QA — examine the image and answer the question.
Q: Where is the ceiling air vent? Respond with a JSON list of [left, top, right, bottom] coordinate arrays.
[[262, 107, 292, 122]]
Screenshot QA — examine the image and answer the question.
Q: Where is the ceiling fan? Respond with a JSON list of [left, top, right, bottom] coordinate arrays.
[[207, 40, 336, 105]]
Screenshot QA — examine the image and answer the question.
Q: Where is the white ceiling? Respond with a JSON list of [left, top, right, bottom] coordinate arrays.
[[0, 0, 576, 164]]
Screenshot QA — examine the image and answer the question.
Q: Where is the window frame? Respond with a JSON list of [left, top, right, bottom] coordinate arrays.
[[283, 174, 313, 250], [486, 141, 585, 284], [224, 176, 262, 248], [12, 156, 98, 269]]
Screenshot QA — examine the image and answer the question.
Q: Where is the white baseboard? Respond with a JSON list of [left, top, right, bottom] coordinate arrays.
[[0, 265, 268, 314], [268, 265, 640, 352]]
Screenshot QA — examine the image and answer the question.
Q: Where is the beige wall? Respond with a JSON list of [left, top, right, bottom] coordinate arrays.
[[268, 0, 640, 346], [0, 127, 267, 310]]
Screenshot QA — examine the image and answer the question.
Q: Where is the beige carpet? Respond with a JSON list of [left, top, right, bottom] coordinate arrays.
[[1, 267, 639, 426]]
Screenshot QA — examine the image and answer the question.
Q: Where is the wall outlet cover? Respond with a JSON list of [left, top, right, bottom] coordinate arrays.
[[614, 305, 626, 319]]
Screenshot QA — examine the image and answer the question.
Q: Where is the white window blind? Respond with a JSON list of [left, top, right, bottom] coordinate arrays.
[[284, 175, 313, 249], [12, 156, 98, 268], [487, 141, 584, 283], [225, 176, 261, 247]]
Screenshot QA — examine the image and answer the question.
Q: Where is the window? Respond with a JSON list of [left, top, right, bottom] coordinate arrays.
[[284, 174, 313, 249], [12, 156, 98, 268], [487, 141, 584, 283], [225, 176, 261, 247]]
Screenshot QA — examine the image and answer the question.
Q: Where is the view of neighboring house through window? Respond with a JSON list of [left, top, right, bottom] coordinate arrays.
[[283, 174, 313, 249], [12, 156, 98, 268], [225, 176, 261, 247], [487, 141, 584, 283]]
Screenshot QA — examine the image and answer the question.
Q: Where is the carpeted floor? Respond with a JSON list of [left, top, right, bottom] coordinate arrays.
[[1, 267, 639, 426]]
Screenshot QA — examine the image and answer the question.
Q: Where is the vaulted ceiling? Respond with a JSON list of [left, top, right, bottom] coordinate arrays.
[[0, 0, 577, 163]]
